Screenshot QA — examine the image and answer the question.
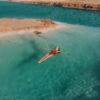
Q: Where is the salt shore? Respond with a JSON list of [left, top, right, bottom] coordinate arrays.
[[0, 18, 58, 33], [0, 18, 67, 37], [8, 0, 100, 10]]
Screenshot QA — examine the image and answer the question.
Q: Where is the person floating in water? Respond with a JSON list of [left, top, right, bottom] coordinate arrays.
[[49, 47, 60, 55], [38, 47, 60, 64]]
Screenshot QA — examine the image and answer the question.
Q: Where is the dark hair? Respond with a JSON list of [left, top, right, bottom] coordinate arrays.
[[58, 48, 60, 51]]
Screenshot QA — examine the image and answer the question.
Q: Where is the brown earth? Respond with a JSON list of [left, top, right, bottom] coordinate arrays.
[[8, 0, 100, 10]]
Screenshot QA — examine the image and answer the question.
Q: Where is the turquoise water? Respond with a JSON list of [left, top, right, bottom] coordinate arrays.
[[0, 1, 100, 27], [0, 1, 100, 100]]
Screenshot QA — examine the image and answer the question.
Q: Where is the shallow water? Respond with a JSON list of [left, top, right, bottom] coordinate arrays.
[[0, 2, 100, 100]]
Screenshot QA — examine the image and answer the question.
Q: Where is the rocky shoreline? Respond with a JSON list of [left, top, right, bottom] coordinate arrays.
[[8, 0, 100, 10]]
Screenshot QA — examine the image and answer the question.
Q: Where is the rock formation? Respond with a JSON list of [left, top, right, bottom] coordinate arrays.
[[8, 0, 100, 10]]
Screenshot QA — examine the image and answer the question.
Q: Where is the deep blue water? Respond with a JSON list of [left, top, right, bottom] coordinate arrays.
[[0, 1, 100, 100]]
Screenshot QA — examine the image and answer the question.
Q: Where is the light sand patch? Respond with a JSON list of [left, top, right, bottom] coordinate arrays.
[[0, 18, 71, 38]]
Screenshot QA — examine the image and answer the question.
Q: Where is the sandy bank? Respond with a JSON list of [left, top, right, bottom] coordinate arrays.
[[0, 18, 59, 33], [0, 18, 67, 37], [8, 0, 100, 10]]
